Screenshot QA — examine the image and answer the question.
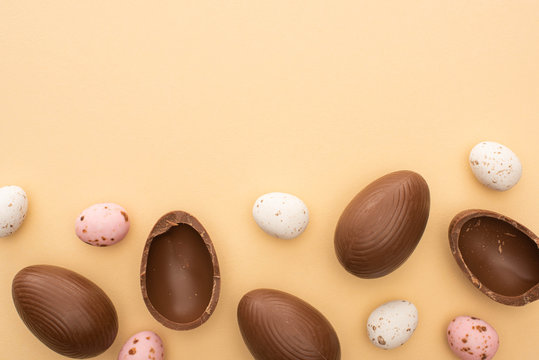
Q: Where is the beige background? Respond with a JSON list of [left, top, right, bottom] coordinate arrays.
[[1, 1, 538, 359]]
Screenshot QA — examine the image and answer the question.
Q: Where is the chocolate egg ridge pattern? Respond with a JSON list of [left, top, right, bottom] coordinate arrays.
[[237, 288, 341, 360], [449, 209, 539, 306], [12, 264, 118, 358], [140, 210, 221, 330], [334, 170, 430, 279]]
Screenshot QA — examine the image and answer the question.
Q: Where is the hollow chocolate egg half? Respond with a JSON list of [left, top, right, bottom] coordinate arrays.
[[140, 211, 220, 330], [449, 209, 539, 306]]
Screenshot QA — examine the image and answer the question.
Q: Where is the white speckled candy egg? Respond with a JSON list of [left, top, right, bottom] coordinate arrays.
[[366, 300, 418, 350], [252, 192, 309, 239], [469, 141, 522, 191], [0, 185, 28, 237], [75, 203, 130, 246], [118, 331, 164, 360], [447, 316, 499, 360]]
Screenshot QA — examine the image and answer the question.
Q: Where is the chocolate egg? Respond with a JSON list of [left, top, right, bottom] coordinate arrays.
[[237, 288, 341, 360], [12, 265, 118, 358], [140, 211, 220, 330], [334, 170, 430, 278], [449, 209, 539, 306]]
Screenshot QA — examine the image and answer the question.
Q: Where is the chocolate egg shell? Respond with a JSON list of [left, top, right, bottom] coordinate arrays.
[[334, 170, 430, 278], [140, 211, 220, 330], [237, 288, 341, 360], [449, 209, 539, 306], [12, 265, 118, 358]]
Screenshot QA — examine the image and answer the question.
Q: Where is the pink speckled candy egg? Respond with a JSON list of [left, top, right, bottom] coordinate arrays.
[[75, 203, 130, 246], [447, 316, 499, 360], [118, 331, 164, 360]]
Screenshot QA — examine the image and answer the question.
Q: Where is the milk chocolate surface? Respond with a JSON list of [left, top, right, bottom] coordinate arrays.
[[334, 170, 430, 278], [237, 288, 341, 360], [141, 211, 220, 330], [146, 224, 213, 322], [459, 217, 539, 296], [449, 209, 539, 306], [12, 265, 118, 358]]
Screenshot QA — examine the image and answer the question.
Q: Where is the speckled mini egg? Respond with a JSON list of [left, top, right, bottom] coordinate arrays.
[[469, 141, 522, 191], [252, 192, 309, 239], [447, 316, 499, 360], [0, 185, 28, 237], [118, 331, 164, 360], [75, 203, 130, 246], [366, 300, 418, 350]]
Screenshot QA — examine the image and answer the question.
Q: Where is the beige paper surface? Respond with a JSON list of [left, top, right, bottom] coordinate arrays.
[[1, 1, 538, 358]]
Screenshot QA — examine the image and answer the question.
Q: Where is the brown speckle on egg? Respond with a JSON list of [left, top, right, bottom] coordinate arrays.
[[133, 338, 138, 344], [377, 336, 386, 345], [128, 347, 136, 355], [121, 211, 129, 222]]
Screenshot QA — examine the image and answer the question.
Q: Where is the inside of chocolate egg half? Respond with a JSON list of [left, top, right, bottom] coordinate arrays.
[[458, 216, 539, 297], [145, 224, 214, 324]]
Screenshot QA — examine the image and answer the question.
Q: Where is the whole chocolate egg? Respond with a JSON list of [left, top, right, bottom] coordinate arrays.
[[334, 170, 430, 278], [12, 265, 118, 358], [140, 211, 220, 330], [237, 288, 341, 360]]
